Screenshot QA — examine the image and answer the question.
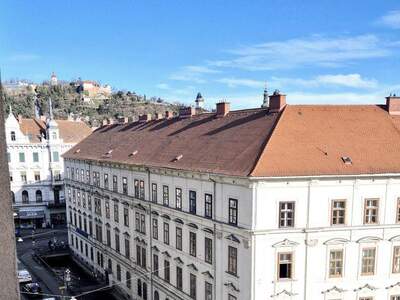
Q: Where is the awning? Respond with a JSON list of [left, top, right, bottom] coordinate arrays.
[[18, 210, 45, 219]]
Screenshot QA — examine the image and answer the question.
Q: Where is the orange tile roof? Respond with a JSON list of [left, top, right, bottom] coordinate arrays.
[[19, 118, 92, 144]]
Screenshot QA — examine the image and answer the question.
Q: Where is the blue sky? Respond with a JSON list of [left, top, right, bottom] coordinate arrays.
[[1, 0, 400, 109]]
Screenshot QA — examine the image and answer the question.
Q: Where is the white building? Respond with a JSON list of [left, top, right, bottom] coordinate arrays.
[[6, 104, 91, 228], [64, 93, 400, 300]]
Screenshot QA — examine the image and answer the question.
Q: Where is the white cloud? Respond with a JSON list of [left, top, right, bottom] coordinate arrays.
[[378, 10, 400, 29], [209, 35, 392, 70], [169, 65, 220, 83], [216, 78, 265, 88]]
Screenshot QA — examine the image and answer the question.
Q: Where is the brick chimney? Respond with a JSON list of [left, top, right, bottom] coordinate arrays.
[[216, 101, 230, 117], [107, 118, 114, 125], [386, 94, 400, 115], [102, 119, 108, 126], [269, 90, 286, 113], [155, 113, 163, 120], [179, 107, 195, 118], [139, 114, 152, 122], [165, 111, 173, 119]]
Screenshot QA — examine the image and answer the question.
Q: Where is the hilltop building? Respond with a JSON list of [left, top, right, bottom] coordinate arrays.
[[78, 80, 112, 102], [64, 92, 400, 300], [6, 101, 92, 228], [50, 72, 58, 86]]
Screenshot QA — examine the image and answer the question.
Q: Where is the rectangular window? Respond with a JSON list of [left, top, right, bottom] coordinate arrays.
[[115, 233, 120, 253], [228, 246, 238, 276], [114, 203, 119, 223], [205, 194, 213, 218], [136, 245, 141, 267], [176, 266, 183, 290], [205, 237, 213, 264], [176, 227, 182, 250], [393, 246, 400, 273], [32, 152, 39, 162], [134, 179, 139, 198], [331, 199, 346, 225], [53, 151, 59, 162], [113, 175, 118, 192], [122, 177, 128, 195], [205, 282, 212, 300], [175, 188, 182, 210], [19, 152, 25, 163], [139, 180, 145, 200], [164, 260, 170, 283], [153, 254, 159, 276], [34, 172, 40, 181], [229, 198, 238, 226], [151, 183, 157, 203], [391, 296, 400, 300], [163, 222, 169, 245], [104, 173, 109, 190], [279, 202, 295, 228], [329, 249, 343, 277], [189, 273, 196, 299], [163, 185, 169, 206], [106, 229, 111, 247], [135, 212, 140, 232], [105, 201, 110, 219], [361, 247, 376, 275], [86, 170, 90, 184], [228, 295, 237, 300], [140, 214, 146, 234], [364, 198, 379, 224], [152, 219, 158, 240], [20, 171, 27, 183], [278, 252, 293, 280], [141, 247, 146, 269], [81, 170, 85, 182], [189, 190, 197, 214], [125, 238, 130, 259], [189, 232, 196, 257], [124, 207, 129, 227]]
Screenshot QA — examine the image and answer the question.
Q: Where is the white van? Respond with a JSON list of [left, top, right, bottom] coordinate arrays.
[[17, 269, 32, 283]]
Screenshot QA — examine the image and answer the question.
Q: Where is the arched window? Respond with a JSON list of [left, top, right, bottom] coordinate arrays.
[[142, 282, 147, 300], [10, 131, 15, 141], [137, 279, 142, 297], [11, 191, 15, 203], [126, 271, 131, 289], [22, 191, 29, 203], [154, 291, 159, 300], [36, 190, 42, 203], [116, 264, 121, 281]]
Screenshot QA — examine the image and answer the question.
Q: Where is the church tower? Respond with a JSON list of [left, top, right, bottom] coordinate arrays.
[[195, 92, 204, 109], [262, 83, 269, 108]]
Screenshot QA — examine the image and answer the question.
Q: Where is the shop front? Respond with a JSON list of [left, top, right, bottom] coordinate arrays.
[[17, 209, 46, 229]]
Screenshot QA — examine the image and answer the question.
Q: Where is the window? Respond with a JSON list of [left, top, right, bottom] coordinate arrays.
[[176, 227, 182, 250], [151, 183, 157, 203], [106, 229, 111, 247], [88, 195, 92, 211], [163, 222, 169, 245], [153, 254, 159, 276], [139, 180, 145, 200], [20, 172, 27, 183], [34, 172, 40, 181], [189, 273, 196, 299], [104, 174, 109, 190], [329, 249, 343, 277], [154, 291, 159, 300], [228, 198, 238, 225], [135, 213, 140, 232], [53, 151, 59, 162], [176, 266, 183, 290], [205, 282, 213, 300], [189, 232, 196, 257], [36, 190, 42, 203], [113, 175, 118, 192], [22, 190, 29, 203], [32, 152, 39, 162], [175, 188, 182, 210], [189, 190, 197, 214], [361, 247, 376, 275], [93, 172, 100, 187], [136, 245, 142, 267], [228, 246, 238, 276], [152, 219, 158, 240], [11, 131, 15, 141], [105, 201, 110, 219], [114, 203, 119, 223], [331, 200, 346, 225], [125, 238, 130, 259], [19, 152, 25, 163], [164, 260, 170, 282], [205, 237, 213, 264], [137, 279, 142, 297], [140, 214, 146, 234], [279, 202, 295, 228], [134, 179, 139, 198], [124, 207, 129, 227], [86, 170, 90, 184], [393, 246, 400, 273], [126, 271, 131, 289], [52, 132, 57, 140], [364, 198, 379, 224], [228, 295, 237, 300], [359, 297, 373, 300], [278, 252, 293, 280], [163, 185, 169, 206], [122, 177, 128, 194], [142, 247, 147, 269], [81, 170, 85, 182], [116, 264, 121, 281], [205, 194, 213, 218], [391, 296, 400, 300], [397, 198, 400, 223], [94, 198, 102, 216]]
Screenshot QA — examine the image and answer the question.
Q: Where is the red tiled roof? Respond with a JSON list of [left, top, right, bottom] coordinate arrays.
[[63, 109, 280, 176]]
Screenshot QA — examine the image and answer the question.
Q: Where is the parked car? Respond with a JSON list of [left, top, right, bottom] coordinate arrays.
[[17, 269, 32, 283], [22, 282, 41, 297]]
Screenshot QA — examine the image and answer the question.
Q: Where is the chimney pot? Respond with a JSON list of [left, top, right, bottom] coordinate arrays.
[[216, 101, 230, 117], [386, 95, 400, 115], [107, 118, 114, 125], [165, 111, 173, 119], [102, 119, 108, 126], [179, 107, 195, 118], [155, 113, 163, 120], [139, 114, 152, 122], [269, 92, 286, 112]]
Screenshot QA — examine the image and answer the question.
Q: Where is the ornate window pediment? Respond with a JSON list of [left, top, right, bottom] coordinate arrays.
[[174, 218, 184, 224], [225, 234, 240, 243], [323, 238, 350, 245], [224, 282, 240, 292], [187, 223, 198, 229], [162, 251, 171, 258], [203, 227, 213, 234], [272, 239, 298, 248], [202, 271, 213, 279], [174, 257, 184, 265], [354, 283, 377, 292], [356, 236, 382, 243], [271, 290, 297, 297], [321, 286, 347, 294], [187, 263, 198, 272]]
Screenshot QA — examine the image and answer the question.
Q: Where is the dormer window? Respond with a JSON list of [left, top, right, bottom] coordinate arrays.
[[10, 131, 15, 141], [52, 132, 57, 140]]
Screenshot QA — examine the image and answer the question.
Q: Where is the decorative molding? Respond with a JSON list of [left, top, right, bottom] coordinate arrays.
[[203, 227, 213, 234], [323, 238, 350, 245], [187, 263, 198, 272], [187, 223, 198, 229], [272, 239, 299, 248], [174, 218, 184, 224], [386, 281, 400, 290], [271, 290, 297, 297], [226, 234, 240, 243], [389, 235, 400, 242], [174, 257, 184, 265], [356, 236, 382, 243], [321, 286, 346, 294], [224, 282, 240, 292], [202, 271, 214, 279], [353, 283, 378, 292], [161, 251, 171, 258]]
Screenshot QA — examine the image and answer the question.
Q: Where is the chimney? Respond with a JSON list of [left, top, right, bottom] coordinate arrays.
[[179, 107, 195, 118], [102, 119, 108, 126], [269, 90, 286, 113], [155, 113, 163, 120], [386, 94, 400, 115], [139, 114, 152, 122], [216, 101, 230, 117], [107, 118, 114, 125], [17, 115, 22, 123], [165, 111, 173, 119]]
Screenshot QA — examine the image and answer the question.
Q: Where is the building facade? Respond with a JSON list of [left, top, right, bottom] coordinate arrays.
[[64, 94, 400, 300], [6, 107, 92, 228]]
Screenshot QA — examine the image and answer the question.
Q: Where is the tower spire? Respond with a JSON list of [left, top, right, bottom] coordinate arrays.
[[262, 82, 269, 108]]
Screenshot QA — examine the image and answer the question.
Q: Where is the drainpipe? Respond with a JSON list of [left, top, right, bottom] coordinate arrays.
[[210, 177, 217, 300], [147, 167, 154, 300], [303, 181, 312, 300]]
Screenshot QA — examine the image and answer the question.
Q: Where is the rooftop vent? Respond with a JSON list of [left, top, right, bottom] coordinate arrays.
[[341, 156, 352, 165], [128, 150, 138, 157], [102, 149, 113, 158], [386, 94, 400, 115], [173, 154, 183, 162], [74, 148, 81, 153], [216, 101, 230, 117]]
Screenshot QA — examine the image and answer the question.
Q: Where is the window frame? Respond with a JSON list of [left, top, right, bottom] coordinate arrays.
[[361, 247, 376, 276], [279, 201, 295, 228], [331, 199, 346, 226], [228, 198, 238, 226], [277, 252, 293, 280], [364, 198, 379, 225]]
